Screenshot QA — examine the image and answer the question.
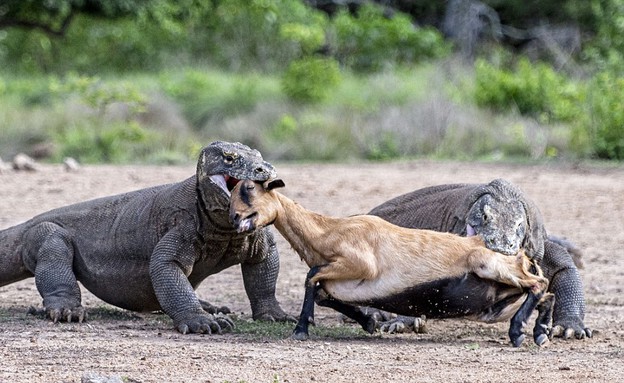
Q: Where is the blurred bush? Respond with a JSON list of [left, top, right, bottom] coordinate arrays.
[[281, 57, 342, 103], [331, 4, 450, 72], [583, 72, 624, 160], [474, 58, 583, 123]]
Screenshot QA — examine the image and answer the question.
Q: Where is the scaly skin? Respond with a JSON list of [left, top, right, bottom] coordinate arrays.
[[368, 179, 591, 340], [0, 141, 294, 333]]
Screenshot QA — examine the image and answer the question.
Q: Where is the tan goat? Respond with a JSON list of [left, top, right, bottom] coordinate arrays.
[[229, 179, 554, 347]]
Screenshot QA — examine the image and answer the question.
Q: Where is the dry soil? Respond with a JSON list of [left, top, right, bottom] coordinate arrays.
[[0, 160, 622, 383]]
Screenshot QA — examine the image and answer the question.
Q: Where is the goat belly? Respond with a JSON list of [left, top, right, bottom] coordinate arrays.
[[354, 273, 526, 321]]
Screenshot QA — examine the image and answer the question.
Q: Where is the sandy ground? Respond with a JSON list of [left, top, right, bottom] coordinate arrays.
[[0, 160, 622, 383]]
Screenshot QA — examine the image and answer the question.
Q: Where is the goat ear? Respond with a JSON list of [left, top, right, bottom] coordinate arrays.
[[264, 178, 285, 190]]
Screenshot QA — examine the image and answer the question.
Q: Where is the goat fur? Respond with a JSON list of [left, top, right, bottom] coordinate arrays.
[[229, 179, 553, 346]]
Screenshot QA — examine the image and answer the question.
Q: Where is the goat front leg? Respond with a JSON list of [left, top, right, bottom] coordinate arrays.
[[292, 265, 324, 340], [508, 291, 553, 347], [509, 290, 543, 347], [533, 293, 555, 346]]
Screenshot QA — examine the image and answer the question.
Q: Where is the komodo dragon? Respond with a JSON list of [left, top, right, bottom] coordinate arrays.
[[368, 179, 591, 340], [0, 141, 293, 334]]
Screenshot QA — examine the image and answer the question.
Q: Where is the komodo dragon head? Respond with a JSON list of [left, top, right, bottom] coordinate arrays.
[[196, 141, 276, 202], [463, 179, 546, 261]]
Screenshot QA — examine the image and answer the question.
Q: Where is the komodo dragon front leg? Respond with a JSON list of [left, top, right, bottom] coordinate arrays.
[[150, 223, 233, 334]]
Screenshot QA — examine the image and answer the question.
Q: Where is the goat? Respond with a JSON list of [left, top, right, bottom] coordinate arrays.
[[229, 179, 554, 347]]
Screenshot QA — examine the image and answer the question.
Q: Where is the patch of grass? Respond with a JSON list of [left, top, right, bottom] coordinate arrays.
[[232, 318, 368, 340], [86, 306, 146, 321]]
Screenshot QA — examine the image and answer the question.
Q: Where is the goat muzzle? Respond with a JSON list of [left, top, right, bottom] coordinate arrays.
[[231, 212, 257, 233]]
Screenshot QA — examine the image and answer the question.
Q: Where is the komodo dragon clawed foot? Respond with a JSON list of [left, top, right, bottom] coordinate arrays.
[[175, 313, 234, 334], [252, 302, 297, 323], [198, 299, 231, 315], [344, 308, 427, 334], [378, 315, 428, 334], [551, 317, 592, 339], [28, 303, 87, 323]]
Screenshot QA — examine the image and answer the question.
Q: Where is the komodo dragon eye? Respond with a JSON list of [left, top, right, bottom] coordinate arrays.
[[223, 152, 238, 164]]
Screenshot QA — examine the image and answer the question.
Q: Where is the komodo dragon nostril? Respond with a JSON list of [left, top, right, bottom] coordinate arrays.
[[255, 167, 266, 173]]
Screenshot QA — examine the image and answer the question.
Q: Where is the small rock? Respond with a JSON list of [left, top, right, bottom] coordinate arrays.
[[63, 157, 81, 172], [81, 372, 125, 383], [0, 157, 11, 173], [12, 153, 37, 171]]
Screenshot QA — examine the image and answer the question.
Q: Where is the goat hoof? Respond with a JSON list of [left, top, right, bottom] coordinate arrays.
[[511, 334, 525, 348], [534, 333, 549, 347], [291, 331, 309, 341]]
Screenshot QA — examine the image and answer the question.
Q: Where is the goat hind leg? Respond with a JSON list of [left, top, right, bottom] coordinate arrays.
[[292, 265, 324, 340], [315, 291, 377, 334]]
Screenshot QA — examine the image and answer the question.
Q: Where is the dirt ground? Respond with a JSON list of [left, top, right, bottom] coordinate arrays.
[[0, 160, 622, 383]]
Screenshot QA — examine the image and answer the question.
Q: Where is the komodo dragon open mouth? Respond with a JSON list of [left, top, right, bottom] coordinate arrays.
[[209, 174, 241, 196]]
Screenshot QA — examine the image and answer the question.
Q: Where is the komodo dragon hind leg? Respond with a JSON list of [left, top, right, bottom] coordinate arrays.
[[22, 222, 86, 323]]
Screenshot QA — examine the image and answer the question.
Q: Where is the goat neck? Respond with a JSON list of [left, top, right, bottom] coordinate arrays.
[[271, 192, 339, 268]]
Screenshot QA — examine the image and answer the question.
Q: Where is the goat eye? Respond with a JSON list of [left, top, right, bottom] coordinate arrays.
[[246, 184, 255, 190]]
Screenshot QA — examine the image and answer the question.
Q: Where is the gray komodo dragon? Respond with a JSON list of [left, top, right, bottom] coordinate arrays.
[[0, 141, 293, 334], [368, 179, 591, 340]]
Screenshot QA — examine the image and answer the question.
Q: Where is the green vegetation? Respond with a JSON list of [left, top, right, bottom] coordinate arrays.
[[1, 0, 623, 163]]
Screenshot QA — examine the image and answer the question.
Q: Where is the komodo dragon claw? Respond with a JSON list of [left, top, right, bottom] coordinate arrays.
[[378, 315, 427, 334], [175, 313, 234, 334], [551, 320, 592, 339], [198, 299, 231, 315], [28, 305, 87, 323]]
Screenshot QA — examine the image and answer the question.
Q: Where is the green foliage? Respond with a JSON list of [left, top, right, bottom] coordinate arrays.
[[53, 121, 156, 163], [332, 4, 450, 71], [474, 56, 624, 160], [0, 1, 209, 73], [269, 114, 299, 141], [52, 74, 147, 114], [159, 69, 279, 129], [261, 111, 356, 161], [474, 58, 584, 123], [583, 0, 624, 73], [364, 132, 401, 160], [584, 72, 624, 159], [281, 57, 342, 103], [185, 0, 325, 71], [279, 22, 326, 55]]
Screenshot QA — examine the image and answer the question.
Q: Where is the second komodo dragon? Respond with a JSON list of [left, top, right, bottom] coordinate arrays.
[[369, 179, 591, 340], [0, 141, 293, 334]]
